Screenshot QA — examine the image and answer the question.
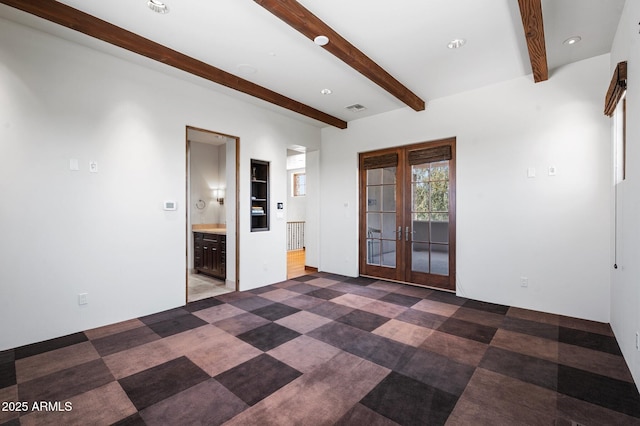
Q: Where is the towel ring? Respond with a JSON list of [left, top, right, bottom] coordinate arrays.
[[195, 199, 206, 210]]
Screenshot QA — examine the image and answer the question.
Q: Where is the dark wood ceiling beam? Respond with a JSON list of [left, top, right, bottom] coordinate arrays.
[[254, 0, 425, 111], [517, 0, 549, 83], [0, 0, 348, 129]]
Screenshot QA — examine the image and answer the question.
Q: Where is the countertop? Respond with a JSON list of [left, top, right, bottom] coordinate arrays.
[[193, 228, 226, 235]]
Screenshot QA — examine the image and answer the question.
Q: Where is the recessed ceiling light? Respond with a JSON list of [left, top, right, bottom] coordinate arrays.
[[447, 39, 466, 49], [314, 35, 329, 46], [320, 88, 332, 95], [147, 0, 169, 14], [563, 36, 582, 45]]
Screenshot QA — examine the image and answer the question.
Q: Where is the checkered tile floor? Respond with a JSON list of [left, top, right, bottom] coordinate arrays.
[[2, 272, 639, 425]]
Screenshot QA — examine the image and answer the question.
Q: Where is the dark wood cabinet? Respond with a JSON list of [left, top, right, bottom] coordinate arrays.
[[193, 232, 226, 280], [251, 159, 269, 232]]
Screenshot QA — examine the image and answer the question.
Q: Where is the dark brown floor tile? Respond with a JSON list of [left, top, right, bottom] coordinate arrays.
[[426, 290, 467, 306], [557, 393, 640, 425], [346, 332, 417, 371], [184, 333, 262, 378], [18, 358, 114, 404], [225, 351, 388, 426], [335, 403, 401, 426], [237, 323, 301, 351], [559, 315, 614, 336], [118, 356, 209, 411], [16, 341, 101, 383], [395, 308, 448, 330], [184, 296, 224, 312], [248, 285, 276, 294], [213, 312, 270, 336], [438, 317, 497, 344], [361, 371, 459, 426], [139, 379, 247, 425], [558, 326, 622, 356], [452, 307, 505, 328], [227, 295, 274, 312], [214, 354, 301, 406], [337, 309, 390, 332], [312, 272, 350, 281], [368, 280, 405, 293], [479, 346, 558, 391], [286, 282, 321, 294], [396, 348, 475, 396], [307, 322, 369, 352], [307, 288, 345, 300], [139, 308, 190, 326], [291, 275, 317, 282], [329, 282, 374, 295], [348, 285, 391, 300], [379, 292, 421, 308], [420, 330, 488, 367], [501, 315, 559, 340], [0, 352, 16, 389], [14, 332, 88, 360], [84, 319, 145, 340], [0, 386, 18, 424], [557, 364, 640, 418], [146, 314, 208, 338], [506, 306, 560, 326], [558, 341, 634, 382], [307, 300, 354, 319], [345, 276, 378, 286], [250, 303, 300, 321], [462, 299, 510, 315], [490, 329, 559, 362], [0, 419, 20, 426], [278, 294, 324, 310], [111, 413, 146, 426], [214, 291, 254, 303], [91, 326, 160, 357]]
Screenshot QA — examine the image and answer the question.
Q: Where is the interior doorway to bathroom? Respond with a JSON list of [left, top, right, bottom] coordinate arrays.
[[186, 126, 239, 302]]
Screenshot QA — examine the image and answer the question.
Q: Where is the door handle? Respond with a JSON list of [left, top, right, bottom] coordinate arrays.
[[397, 226, 402, 240], [406, 226, 413, 241]]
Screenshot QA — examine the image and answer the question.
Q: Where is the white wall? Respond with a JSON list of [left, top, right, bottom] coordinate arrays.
[[0, 17, 320, 350], [305, 150, 320, 268], [609, 0, 640, 388], [320, 54, 612, 323]]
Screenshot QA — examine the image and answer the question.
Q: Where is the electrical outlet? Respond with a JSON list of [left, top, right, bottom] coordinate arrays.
[[636, 332, 639, 350], [78, 293, 88, 305], [520, 277, 529, 288]]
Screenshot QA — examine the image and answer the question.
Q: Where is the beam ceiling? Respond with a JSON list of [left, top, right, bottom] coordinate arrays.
[[0, 0, 348, 129], [254, 0, 426, 111], [517, 0, 549, 83]]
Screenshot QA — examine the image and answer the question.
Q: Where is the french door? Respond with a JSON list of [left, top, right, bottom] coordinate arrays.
[[359, 138, 456, 291]]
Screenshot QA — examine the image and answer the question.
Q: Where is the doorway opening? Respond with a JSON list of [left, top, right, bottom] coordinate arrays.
[[186, 126, 240, 302], [358, 138, 456, 291], [286, 147, 315, 279]]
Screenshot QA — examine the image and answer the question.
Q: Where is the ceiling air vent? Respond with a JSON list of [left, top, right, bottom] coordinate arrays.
[[345, 104, 367, 113]]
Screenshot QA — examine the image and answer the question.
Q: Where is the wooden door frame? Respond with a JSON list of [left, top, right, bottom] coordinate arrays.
[[358, 137, 456, 292], [185, 126, 240, 303]]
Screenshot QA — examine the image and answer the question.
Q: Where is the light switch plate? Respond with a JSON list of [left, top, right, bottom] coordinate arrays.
[[89, 161, 98, 173], [69, 159, 79, 171], [549, 166, 557, 176], [527, 167, 536, 178]]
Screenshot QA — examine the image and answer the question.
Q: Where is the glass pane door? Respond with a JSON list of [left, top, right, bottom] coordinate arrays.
[[410, 160, 450, 277], [365, 167, 397, 268]]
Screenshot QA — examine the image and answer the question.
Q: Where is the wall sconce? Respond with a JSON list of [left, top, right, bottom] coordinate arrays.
[[213, 188, 225, 205]]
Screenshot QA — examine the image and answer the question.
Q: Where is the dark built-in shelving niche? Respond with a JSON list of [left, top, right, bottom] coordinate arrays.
[[250, 159, 269, 232]]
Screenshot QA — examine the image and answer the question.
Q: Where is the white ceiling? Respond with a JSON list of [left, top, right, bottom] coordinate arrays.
[[0, 0, 626, 127]]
